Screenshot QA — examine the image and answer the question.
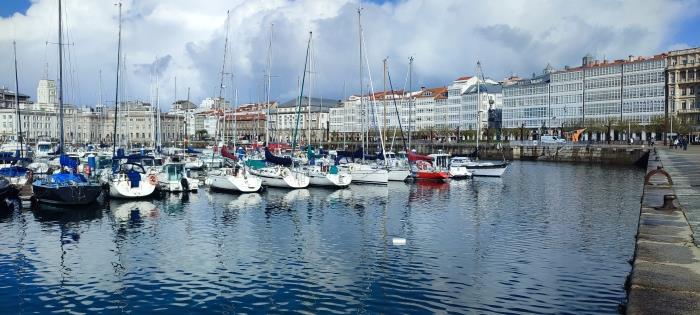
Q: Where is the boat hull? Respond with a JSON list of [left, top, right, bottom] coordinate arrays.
[[412, 170, 450, 181], [32, 183, 102, 205], [251, 168, 309, 189], [466, 163, 509, 177], [387, 168, 410, 181], [308, 173, 351, 187], [209, 174, 261, 193], [449, 166, 472, 179], [345, 165, 388, 185], [109, 180, 157, 198]]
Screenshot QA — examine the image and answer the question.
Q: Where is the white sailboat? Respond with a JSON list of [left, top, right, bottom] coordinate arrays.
[[108, 162, 158, 198], [464, 61, 509, 177], [209, 165, 262, 193], [251, 164, 309, 189]]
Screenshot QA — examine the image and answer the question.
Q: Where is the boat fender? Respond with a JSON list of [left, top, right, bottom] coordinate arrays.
[[148, 175, 158, 186]]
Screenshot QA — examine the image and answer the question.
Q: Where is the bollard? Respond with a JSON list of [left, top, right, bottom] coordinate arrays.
[[656, 194, 678, 210]]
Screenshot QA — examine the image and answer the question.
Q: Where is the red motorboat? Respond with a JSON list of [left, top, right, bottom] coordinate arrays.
[[408, 152, 450, 181]]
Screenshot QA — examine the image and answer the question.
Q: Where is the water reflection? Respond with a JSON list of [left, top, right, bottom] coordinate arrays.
[[0, 162, 644, 314], [110, 201, 158, 222]]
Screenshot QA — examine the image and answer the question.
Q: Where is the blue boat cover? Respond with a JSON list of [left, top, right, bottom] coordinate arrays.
[[264, 148, 292, 167], [60, 154, 79, 170], [186, 147, 202, 154], [0, 166, 28, 177], [50, 173, 88, 184], [127, 170, 141, 188]]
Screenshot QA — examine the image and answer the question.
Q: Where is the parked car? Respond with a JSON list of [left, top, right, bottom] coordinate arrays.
[[539, 135, 566, 144]]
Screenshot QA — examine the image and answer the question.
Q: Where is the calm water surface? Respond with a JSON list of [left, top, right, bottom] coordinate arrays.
[[0, 162, 643, 314]]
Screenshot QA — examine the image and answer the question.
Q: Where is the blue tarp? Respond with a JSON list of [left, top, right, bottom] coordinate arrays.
[[0, 166, 28, 177], [60, 154, 79, 170], [127, 170, 141, 188], [186, 147, 202, 154], [50, 173, 88, 184]]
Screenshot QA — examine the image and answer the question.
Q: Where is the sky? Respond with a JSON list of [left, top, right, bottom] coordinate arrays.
[[0, 0, 699, 110]]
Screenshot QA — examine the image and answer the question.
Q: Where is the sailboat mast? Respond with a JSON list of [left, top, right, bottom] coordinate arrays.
[[408, 56, 413, 151], [383, 57, 387, 144], [291, 31, 312, 154], [211, 11, 230, 162], [265, 24, 274, 145], [476, 61, 481, 151], [358, 8, 364, 160], [58, 0, 65, 153], [112, 2, 122, 157], [13, 41, 24, 158]]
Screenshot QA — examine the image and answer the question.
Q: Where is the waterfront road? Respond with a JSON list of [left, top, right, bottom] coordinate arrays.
[[627, 146, 700, 314], [658, 146, 700, 244]]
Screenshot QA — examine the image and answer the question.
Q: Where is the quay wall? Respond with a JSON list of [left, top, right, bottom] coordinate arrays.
[[625, 148, 700, 314], [324, 142, 650, 166]]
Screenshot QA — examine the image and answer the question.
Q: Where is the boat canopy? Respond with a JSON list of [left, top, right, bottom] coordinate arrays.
[[186, 147, 202, 154], [60, 154, 79, 169], [221, 146, 237, 160], [0, 166, 29, 177], [264, 148, 292, 167], [408, 152, 433, 163], [49, 173, 88, 184]]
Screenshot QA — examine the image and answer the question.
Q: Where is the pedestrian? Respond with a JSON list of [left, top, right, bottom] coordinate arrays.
[[684, 137, 689, 151], [674, 138, 679, 149]]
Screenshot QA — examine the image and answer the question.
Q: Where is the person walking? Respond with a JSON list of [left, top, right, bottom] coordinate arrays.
[[674, 137, 679, 149]]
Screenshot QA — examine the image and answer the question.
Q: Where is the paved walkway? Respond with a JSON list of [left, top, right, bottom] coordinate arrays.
[[626, 146, 700, 314]]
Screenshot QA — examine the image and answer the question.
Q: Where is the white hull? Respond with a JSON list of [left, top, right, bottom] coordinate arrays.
[[209, 173, 262, 193], [387, 168, 410, 181], [158, 178, 199, 192], [466, 164, 508, 177], [109, 178, 157, 198], [342, 164, 388, 185], [308, 172, 352, 187], [251, 167, 309, 189], [448, 166, 472, 179]]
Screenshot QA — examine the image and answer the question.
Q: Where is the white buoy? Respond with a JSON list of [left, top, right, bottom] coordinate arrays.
[[392, 237, 407, 246]]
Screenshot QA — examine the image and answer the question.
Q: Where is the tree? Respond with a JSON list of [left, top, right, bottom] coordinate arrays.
[[195, 129, 208, 140]]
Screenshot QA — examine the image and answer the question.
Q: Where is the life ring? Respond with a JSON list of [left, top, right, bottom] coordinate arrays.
[[148, 174, 158, 185]]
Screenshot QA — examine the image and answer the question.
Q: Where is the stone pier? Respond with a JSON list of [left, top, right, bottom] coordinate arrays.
[[626, 146, 700, 314]]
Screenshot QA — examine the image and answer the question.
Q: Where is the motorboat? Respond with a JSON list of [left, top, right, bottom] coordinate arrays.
[[0, 176, 18, 200], [430, 153, 471, 179], [108, 162, 158, 198], [34, 139, 57, 159], [157, 162, 199, 192], [408, 152, 449, 181]]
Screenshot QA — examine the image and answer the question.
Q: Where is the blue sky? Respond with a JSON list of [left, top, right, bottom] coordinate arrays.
[[0, 0, 31, 18], [0, 0, 699, 108]]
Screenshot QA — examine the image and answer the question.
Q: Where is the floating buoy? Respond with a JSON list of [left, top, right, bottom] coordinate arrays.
[[392, 237, 407, 246]]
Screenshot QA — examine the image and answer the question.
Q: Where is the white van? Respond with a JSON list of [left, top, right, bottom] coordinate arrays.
[[539, 135, 566, 144]]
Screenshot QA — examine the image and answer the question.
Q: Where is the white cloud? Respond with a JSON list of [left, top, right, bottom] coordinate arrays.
[[0, 0, 697, 109]]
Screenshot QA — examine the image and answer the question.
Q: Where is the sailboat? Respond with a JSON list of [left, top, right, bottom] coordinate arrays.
[[462, 61, 509, 177], [250, 32, 314, 189], [0, 41, 32, 190], [32, 0, 103, 206], [209, 146, 262, 192], [207, 14, 262, 193], [106, 3, 157, 199], [338, 9, 390, 185]]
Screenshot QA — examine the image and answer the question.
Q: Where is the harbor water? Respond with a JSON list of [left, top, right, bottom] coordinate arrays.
[[0, 161, 643, 314]]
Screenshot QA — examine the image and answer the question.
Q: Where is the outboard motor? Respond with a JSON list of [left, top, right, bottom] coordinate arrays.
[[180, 177, 189, 191]]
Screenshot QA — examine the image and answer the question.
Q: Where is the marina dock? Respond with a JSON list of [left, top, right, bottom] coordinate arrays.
[[626, 146, 700, 314]]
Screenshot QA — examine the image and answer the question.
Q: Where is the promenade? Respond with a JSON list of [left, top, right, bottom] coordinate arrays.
[[626, 146, 700, 314]]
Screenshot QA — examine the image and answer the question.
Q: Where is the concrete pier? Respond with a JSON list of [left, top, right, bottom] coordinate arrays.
[[626, 146, 700, 314]]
